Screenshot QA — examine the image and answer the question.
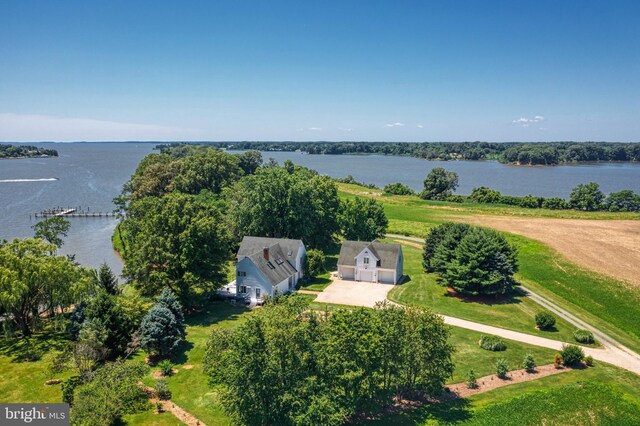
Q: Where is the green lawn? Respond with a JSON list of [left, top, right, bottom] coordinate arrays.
[[366, 363, 640, 425], [135, 302, 252, 426], [338, 183, 640, 353], [387, 243, 589, 346]]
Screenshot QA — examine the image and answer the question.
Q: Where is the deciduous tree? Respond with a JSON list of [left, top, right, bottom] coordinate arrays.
[[421, 167, 458, 200]]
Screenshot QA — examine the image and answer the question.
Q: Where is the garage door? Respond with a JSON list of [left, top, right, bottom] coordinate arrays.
[[359, 270, 374, 282], [378, 270, 395, 284], [340, 266, 355, 280]]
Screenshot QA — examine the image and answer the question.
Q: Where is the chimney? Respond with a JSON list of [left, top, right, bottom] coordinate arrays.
[[263, 247, 269, 261]]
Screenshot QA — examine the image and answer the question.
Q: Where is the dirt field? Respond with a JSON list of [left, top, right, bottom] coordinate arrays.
[[453, 216, 640, 287], [314, 279, 395, 307]]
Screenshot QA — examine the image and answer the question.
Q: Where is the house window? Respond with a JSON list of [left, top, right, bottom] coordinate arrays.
[[364, 257, 370, 265], [240, 285, 247, 294], [256, 288, 261, 298], [237, 271, 246, 277], [376, 260, 381, 267]]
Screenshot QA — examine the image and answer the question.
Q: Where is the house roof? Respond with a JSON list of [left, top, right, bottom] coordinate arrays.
[[337, 240, 402, 270], [238, 236, 303, 260], [237, 237, 302, 286]]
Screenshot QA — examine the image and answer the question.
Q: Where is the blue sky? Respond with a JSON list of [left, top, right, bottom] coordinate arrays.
[[1, 1, 639, 142]]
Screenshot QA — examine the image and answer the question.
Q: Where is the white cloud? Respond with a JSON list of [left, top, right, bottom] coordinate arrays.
[[308, 127, 322, 131], [339, 127, 353, 132], [0, 113, 199, 142], [512, 115, 545, 128], [417, 124, 424, 129], [385, 122, 405, 128]]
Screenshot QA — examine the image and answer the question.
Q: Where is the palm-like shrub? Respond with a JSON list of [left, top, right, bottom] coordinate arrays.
[[479, 335, 507, 351], [573, 329, 595, 344], [522, 353, 536, 372]]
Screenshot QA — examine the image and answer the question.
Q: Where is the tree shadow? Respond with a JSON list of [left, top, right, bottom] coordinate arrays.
[[444, 287, 523, 306], [0, 329, 69, 363], [184, 301, 251, 328], [362, 398, 472, 425], [171, 339, 195, 365]]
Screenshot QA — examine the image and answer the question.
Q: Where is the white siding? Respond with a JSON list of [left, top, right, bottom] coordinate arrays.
[[235, 257, 273, 301]]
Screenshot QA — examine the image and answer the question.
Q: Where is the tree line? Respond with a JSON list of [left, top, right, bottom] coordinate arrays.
[[156, 141, 640, 165], [204, 295, 454, 426], [0, 144, 58, 158]]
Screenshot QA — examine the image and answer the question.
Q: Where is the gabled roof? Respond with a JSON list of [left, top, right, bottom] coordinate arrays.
[[237, 237, 302, 286], [337, 241, 402, 269], [238, 236, 303, 260]]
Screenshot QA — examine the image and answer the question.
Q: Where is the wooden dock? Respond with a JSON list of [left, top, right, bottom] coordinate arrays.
[[34, 207, 117, 218]]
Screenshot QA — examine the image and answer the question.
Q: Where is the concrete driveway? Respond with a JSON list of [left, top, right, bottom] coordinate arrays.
[[314, 278, 395, 308]]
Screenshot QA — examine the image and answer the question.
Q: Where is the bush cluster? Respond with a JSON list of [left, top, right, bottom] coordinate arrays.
[[535, 311, 556, 330], [573, 329, 595, 344], [383, 182, 415, 196], [155, 379, 172, 400], [470, 184, 640, 212], [479, 335, 507, 351]]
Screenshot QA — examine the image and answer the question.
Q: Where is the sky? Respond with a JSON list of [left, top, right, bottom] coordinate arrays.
[[1, 0, 639, 142]]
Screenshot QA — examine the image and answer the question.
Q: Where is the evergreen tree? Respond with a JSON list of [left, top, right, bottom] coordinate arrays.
[[442, 228, 518, 295], [139, 305, 182, 356], [155, 288, 185, 338], [97, 262, 119, 295]]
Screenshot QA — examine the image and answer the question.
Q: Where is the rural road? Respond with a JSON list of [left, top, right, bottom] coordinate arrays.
[[383, 234, 640, 375]]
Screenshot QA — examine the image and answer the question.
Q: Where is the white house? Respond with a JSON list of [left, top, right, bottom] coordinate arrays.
[[234, 236, 306, 302], [337, 240, 403, 284]]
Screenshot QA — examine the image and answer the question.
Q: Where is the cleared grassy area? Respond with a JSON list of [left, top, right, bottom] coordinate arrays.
[[0, 329, 73, 403], [122, 411, 185, 425], [339, 183, 640, 221], [387, 243, 587, 346], [135, 302, 252, 426], [367, 363, 640, 425], [338, 183, 640, 353]]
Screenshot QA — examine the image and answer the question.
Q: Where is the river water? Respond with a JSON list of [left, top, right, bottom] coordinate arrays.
[[1, 143, 639, 276]]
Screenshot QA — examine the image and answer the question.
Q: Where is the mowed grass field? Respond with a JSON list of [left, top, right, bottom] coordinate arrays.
[[338, 183, 640, 354]]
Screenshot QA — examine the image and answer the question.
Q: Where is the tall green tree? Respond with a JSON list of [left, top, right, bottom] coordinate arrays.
[[121, 192, 231, 303], [155, 288, 185, 338], [235, 150, 263, 175], [423, 223, 470, 272], [421, 167, 459, 200], [32, 216, 71, 248], [0, 238, 93, 336], [339, 197, 388, 241], [226, 166, 340, 250], [569, 182, 605, 211]]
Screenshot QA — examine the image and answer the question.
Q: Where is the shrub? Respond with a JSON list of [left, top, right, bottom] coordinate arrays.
[[495, 358, 509, 379], [535, 311, 556, 330], [155, 378, 172, 400], [383, 182, 415, 196], [585, 355, 594, 367], [479, 335, 507, 351], [553, 353, 563, 368], [561, 345, 585, 366], [466, 369, 477, 389], [139, 305, 182, 356], [522, 353, 536, 372], [304, 249, 326, 279], [158, 359, 174, 376], [573, 329, 595, 344], [62, 376, 83, 405]]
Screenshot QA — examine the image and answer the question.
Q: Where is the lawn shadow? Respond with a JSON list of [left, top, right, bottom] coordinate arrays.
[[398, 275, 412, 285]]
